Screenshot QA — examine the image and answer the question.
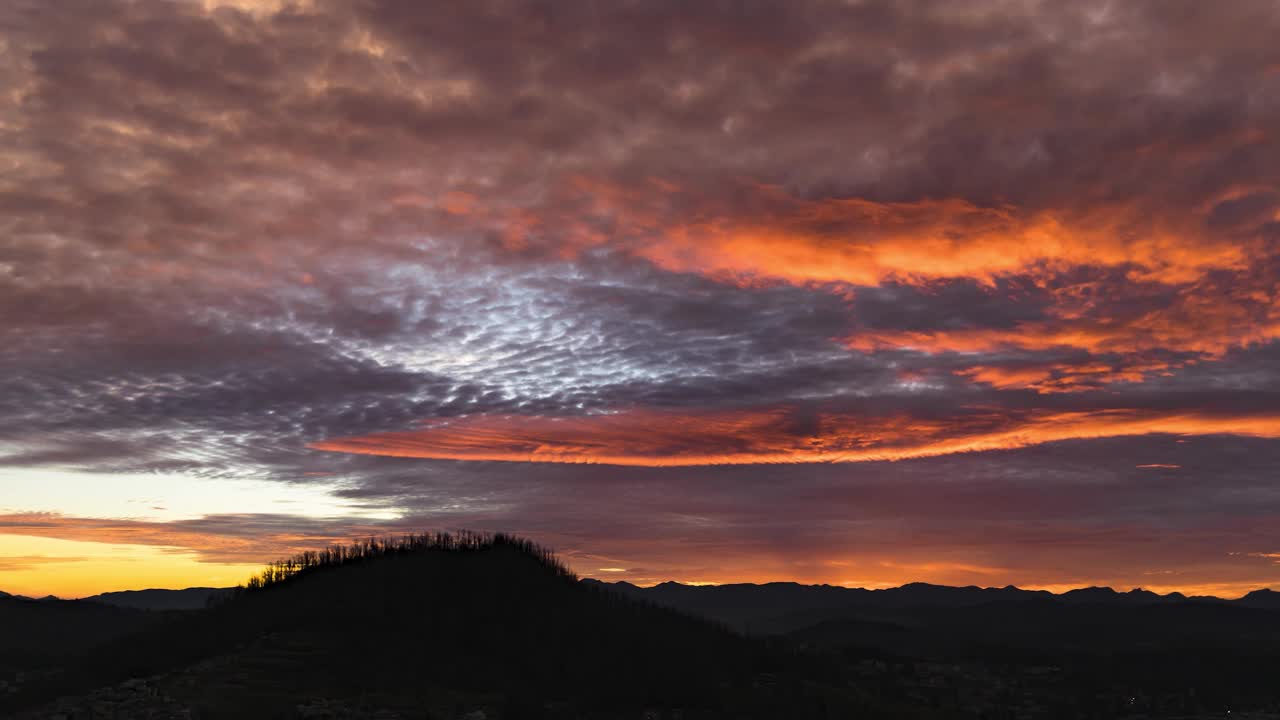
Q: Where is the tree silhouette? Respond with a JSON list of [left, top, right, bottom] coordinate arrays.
[[236, 531, 577, 594]]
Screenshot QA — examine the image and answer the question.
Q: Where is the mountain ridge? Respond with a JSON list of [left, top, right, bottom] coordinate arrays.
[[81, 587, 232, 610], [8, 579, 1275, 611], [583, 578, 1276, 605], [582, 577, 1280, 637]]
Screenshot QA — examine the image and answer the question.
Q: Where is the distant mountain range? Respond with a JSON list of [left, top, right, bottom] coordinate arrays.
[[0, 590, 57, 603], [0, 587, 231, 610], [79, 587, 233, 610], [584, 580, 1280, 633], [9, 580, 1276, 614]]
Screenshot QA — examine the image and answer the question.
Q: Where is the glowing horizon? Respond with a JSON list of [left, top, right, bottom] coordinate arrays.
[[3, 526, 1274, 601]]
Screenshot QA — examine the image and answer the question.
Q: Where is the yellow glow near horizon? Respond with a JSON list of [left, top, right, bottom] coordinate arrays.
[[0, 467, 397, 522], [0, 467, 397, 597], [0, 535, 261, 599], [4, 529, 1275, 601]]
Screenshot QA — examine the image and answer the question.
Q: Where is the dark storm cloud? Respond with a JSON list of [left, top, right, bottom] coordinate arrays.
[[3, 0, 1280, 591]]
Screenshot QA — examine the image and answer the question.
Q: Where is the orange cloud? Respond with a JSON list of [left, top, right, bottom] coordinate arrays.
[[842, 257, 1277, 392], [455, 178, 1264, 289], [955, 362, 1172, 393], [847, 288, 1278, 359], [570, 182, 1259, 287], [0, 513, 386, 565], [311, 407, 1280, 467], [462, 179, 1279, 389], [0, 553, 90, 572]]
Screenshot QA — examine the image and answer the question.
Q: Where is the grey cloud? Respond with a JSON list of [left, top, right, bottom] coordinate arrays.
[[3, 0, 1280, 591]]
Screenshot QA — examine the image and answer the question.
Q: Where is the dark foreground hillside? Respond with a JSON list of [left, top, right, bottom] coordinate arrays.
[[0, 593, 172, 703], [2, 534, 877, 719], [595, 580, 1280, 718]]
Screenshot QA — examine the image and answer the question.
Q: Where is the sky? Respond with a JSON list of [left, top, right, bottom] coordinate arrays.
[[3, 0, 1280, 598]]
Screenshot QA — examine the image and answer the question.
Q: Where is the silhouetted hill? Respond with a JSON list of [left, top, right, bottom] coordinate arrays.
[[0, 592, 174, 709], [0, 594, 168, 658], [3, 534, 880, 719], [1057, 585, 1199, 605], [84, 586, 233, 610], [1240, 588, 1280, 610]]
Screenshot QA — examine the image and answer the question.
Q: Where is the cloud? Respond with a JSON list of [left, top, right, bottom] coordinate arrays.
[[311, 405, 1280, 466], [0, 554, 90, 572], [0, 512, 393, 564], [3, 0, 1280, 593]]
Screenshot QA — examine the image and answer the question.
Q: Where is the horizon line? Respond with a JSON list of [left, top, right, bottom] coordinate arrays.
[[7, 578, 1275, 603]]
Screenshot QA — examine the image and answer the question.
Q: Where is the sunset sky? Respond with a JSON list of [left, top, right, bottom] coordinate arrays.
[[4, 0, 1280, 598]]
